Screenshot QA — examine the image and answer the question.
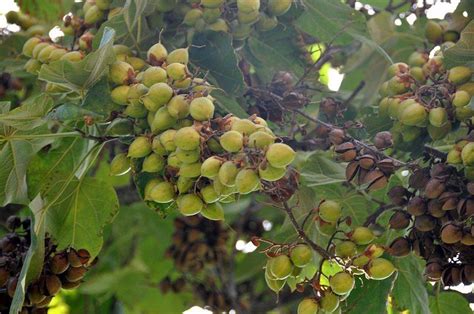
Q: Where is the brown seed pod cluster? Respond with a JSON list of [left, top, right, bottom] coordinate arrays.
[[0, 216, 95, 312], [387, 163, 474, 285], [0, 72, 22, 98]]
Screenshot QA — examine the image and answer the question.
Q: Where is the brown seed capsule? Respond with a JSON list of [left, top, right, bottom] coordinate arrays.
[[414, 215, 436, 232], [358, 155, 375, 170], [461, 233, 474, 246], [7, 276, 18, 298], [443, 266, 462, 286], [407, 196, 427, 216], [440, 223, 462, 244], [388, 237, 411, 257], [441, 197, 457, 211], [374, 131, 393, 150], [427, 199, 445, 218], [388, 186, 408, 206], [424, 179, 445, 199], [27, 284, 46, 304], [368, 174, 388, 191], [389, 211, 411, 230], [45, 275, 62, 296], [36, 296, 53, 308], [462, 264, 474, 283], [409, 168, 430, 190], [467, 182, 474, 195], [335, 142, 355, 153], [77, 249, 91, 265], [328, 128, 346, 145], [377, 159, 396, 174], [425, 262, 443, 281], [0, 266, 8, 287], [65, 266, 87, 282], [51, 253, 70, 274], [68, 249, 83, 268], [340, 149, 357, 162], [345, 161, 359, 182]]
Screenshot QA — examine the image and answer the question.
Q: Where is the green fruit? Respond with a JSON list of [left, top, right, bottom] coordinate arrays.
[[367, 258, 396, 280], [152, 137, 167, 155], [147, 42, 168, 63], [237, 0, 260, 13], [427, 123, 451, 140], [453, 91, 471, 107], [151, 107, 178, 133], [203, 7, 221, 23], [409, 67, 426, 82], [213, 178, 235, 196], [387, 98, 402, 120], [320, 292, 339, 313], [174, 127, 201, 150], [201, 203, 224, 220], [447, 149, 462, 164], [258, 163, 286, 181], [462, 142, 474, 166], [167, 95, 190, 119], [84, 5, 104, 24], [443, 30, 460, 42], [177, 176, 194, 194], [179, 162, 202, 178], [31, 42, 49, 59], [399, 102, 427, 126], [150, 182, 175, 203], [352, 255, 370, 267], [231, 118, 257, 134], [329, 272, 355, 295], [173, 77, 192, 89], [142, 67, 167, 87], [167, 63, 187, 81], [350, 227, 375, 245], [48, 48, 68, 62], [297, 298, 319, 314], [448, 66, 472, 85], [232, 22, 252, 40], [109, 153, 131, 176], [105, 118, 134, 136], [256, 13, 278, 32], [207, 137, 224, 153], [128, 136, 152, 158], [142, 153, 165, 172], [248, 131, 275, 148], [319, 200, 342, 223], [408, 51, 427, 67], [290, 244, 312, 267], [127, 56, 146, 71], [235, 169, 260, 194], [335, 241, 357, 258], [200, 185, 219, 203], [238, 10, 260, 24], [110, 61, 134, 85], [265, 269, 285, 293], [387, 76, 409, 95], [395, 99, 416, 120], [201, 156, 223, 178], [111, 85, 130, 105], [156, 0, 177, 12], [266, 143, 295, 168], [158, 130, 176, 153], [124, 102, 147, 118], [167, 48, 189, 65], [429, 107, 448, 127], [176, 148, 200, 163], [177, 194, 203, 216], [60, 51, 83, 62], [126, 83, 148, 106], [113, 45, 132, 56], [24, 59, 41, 74], [189, 97, 215, 121], [96, 0, 111, 10], [218, 161, 239, 187], [184, 9, 203, 26], [220, 130, 243, 152], [269, 255, 293, 279], [267, 0, 291, 16], [459, 82, 474, 96], [142, 83, 174, 112], [144, 178, 162, 200], [22, 37, 42, 57], [387, 62, 409, 76], [201, 0, 223, 8], [455, 106, 474, 121], [425, 20, 443, 44], [465, 166, 474, 181]]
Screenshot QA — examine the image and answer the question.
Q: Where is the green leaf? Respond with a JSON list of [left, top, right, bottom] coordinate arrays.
[[344, 275, 395, 314], [38, 27, 116, 94], [0, 94, 53, 130], [190, 31, 246, 96], [391, 255, 430, 314], [81, 77, 119, 120], [429, 291, 471, 314], [444, 20, 474, 68], [211, 90, 248, 118], [47, 103, 104, 122], [300, 151, 346, 187], [15, 0, 74, 22]]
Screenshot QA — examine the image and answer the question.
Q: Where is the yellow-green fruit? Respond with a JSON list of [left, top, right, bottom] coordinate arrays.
[[399, 102, 427, 126], [167, 95, 190, 119], [237, 0, 260, 13], [151, 107, 177, 133], [207, 137, 224, 153], [143, 67, 167, 87], [111, 85, 130, 105], [48, 48, 68, 62], [429, 107, 448, 127], [113, 44, 132, 56], [176, 148, 200, 163], [408, 51, 427, 67], [200, 185, 219, 203], [179, 162, 202, 178], [201, 203, 225, 220], [190, 97, 215, 121], [167, 48, 189, 65], [220, 130, 243, 152], [427, 123, 451, 140], [184, 9, 203, 26], [266, 143, 295, 168], [218, 161, 239, 187], [443, 30, 460, 42], [159, 129, 177, 152], [235, 169, 260, 194], [31, 42, 50, 59], [388, 62, 409, 77], [84, 5, 104, 24], [320, 292, 339, 313], [144, 178, 162, 200], [461, 142, 474, 166], [152, 137, 167, 155], [329, 272, 355, 295], [367, 258, 396, 280], [60, 51, 83, 62], [201, 156, 223, 178], [335, 241, 357, 258], [127, 83, 148, 106], [177, 176, 194, 194], [447, 149, 462, 164], [127, 56, 146, 71], [109, 153, 131, 176], [267, 0, 291, 16], [231, 118, 257, 134], [201, 0, 223, 8], [387, 76, 409, 95], [297, 298, 319, 314], [174, 127, 201, 150], [269, 255, 293, 279], [167, 63, 187, 81], [395, 99, 416, 120], [147, 42, 168, 63], [143, 83, 174, 112], [150, 182, 175, 203], [265, 269, 285, 293], [248, 131, 275, 148], [350, 227, 375, 245], [213, 178, 235, 196], [173, 77, 192, 89], [156, 0, 177, 12], [22, 37, 41, 57], [238, 11, 260, 25], [24, 59, 41, 74], [128, 136, 152, 158], [387, 98, 402, 120], [203, 7, 221, 23], [232, 22, 252, 40], [290, 244, 312, 267], [453, 90, 471, 107], [459, 82, 474, 96], [26, 25, 46, 37], [110, 61, 134, 85], [455, 106, 474, 121], [177, 194, 203, 216], [409, 67, 426, 82], [353, 255, 370, 267], [205, 18, 229, 32], [465, 166, 474, 181], [258, 163, 286, 181], [448, 66, 472, 85], [142, 153, 165, 172], [96, 0, 112, 10], [425, 20, 443, 44], [319, 200, 342, 223], [256, 13, 278, 31]]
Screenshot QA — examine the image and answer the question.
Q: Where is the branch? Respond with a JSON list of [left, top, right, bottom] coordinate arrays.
[[363, 204, 397, 227]]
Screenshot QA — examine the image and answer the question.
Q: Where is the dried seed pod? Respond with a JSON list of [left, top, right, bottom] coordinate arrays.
[[358, 155, 375, 170], [334, 142, 355, 153], [340, 149, 357, 162], [328, 128, 346, 145], [409, 168, 430, 190], [427, 199, 445, 218], [67, 249, 83, 268], [376, 159, 396, 174], [367, 171, 388, 191], [440, 223, 462, 244], [425, 262, 443, 281], [424, 179, 445, 199], [388, 237, 411, 257], [462, 264, 474, 283], [45, 275, 62, 296], [374, 131, 393, 150], [50, 253, 69, 274], [388, 186, 408, 206], [389, 211, 411, 230], [345, 161, 359, 182], [414, 215, 437, 232], [407, 196, 427, 216]]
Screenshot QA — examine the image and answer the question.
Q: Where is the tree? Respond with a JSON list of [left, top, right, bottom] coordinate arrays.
[[0, 0, 473, 313]]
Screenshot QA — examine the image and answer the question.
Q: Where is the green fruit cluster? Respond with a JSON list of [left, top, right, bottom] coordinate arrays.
[[425, 20, 460, 45], [82, 0, 111, 25], [447, 139, 474, 180]]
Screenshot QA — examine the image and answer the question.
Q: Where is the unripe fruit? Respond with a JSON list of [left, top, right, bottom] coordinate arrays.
[[335, 241, 357, 258], [319, 200, 342, 223], [167, 94, 190, 119], [462, 142, 474, 166], [65, 266, 87, 282], [128, 136, 152, 158], [167, 152, 181, 168], [232, 118, 257, 134], [174, 127, 201, 150], [297, 298, 319, 314], [350, 227, 375, 245], [156, 0, 177, 12], [24, 59, 41, 74], [152, 107, 177, 133], [220, 130, 244, 152], [329, 272, 355, 295], [167, 63, 188, 81], [266, 143, 295, 168], [177, 194, 203, 216], [267, 0, 291, 16], [143, 67, 167, 87], [150, 182, 175, 203], [110, 61, 134, 85], [218, 161, 239, 186], [201, 202, 225, 220], [269, 255, 293, 279], [213, 177, 236, 196], [147, 42, 168, 63], [425, 21, 443, 44], [201, 0, 223, 8], [179, 162, 202, 178], [237, 0, 260, 13], [167, 48, 189, 65], [256, 13, 278, 31], [447, 149, 462, 164], [258, 163, 286, 181], [429, 107, 448, 127], [235, 169, 260, 194], [201, 157, 223, 178], [158, 129, 177, 152], [448, 66, 472, 85], [409, 67, 426, 82], [248, 131, 275, 148], [111, 85, 130, 105], [127, 56, 146, 71], [367, 258, 396, 280], [96, 0, 112, 10], [32, 42, 50, 59], [203, 7, 221, 23], [51, 254, 69, 274], [84, 5, 104, 24], [427, 123, 451, 140], [110, 153, 131, 176], [127, 83, 148, 106], [144, 178, 162, 200], [176, 176, 194, 194], [200, 185, 219, 203], [206, 18, 229, 32], [290, 244, 312, 267], [399, 102, 427, 126], [408, 51, 428, 67], [22, 37, 42, 57], [414, 215, 436, 232], [60, 51, 84, 62], [176, 148, 200, 163], [388, 76, 409, 95], [453, 90, 471, 107], [320, 292, 339, 313], [142, 153, 165, 172], [265, 269, 285, 292], [387, 62, 409, 76], [189, 97, 215, 121], [184, 9, 203, 26], [143, 83, 174, 112]]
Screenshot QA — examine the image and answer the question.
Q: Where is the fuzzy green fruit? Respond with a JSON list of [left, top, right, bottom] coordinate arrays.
[[142, 83, 174, 112], [319, 200, 342, 223], [179, 162, 202, 178], [367, 258, 396, 280], [265, 269, 285, 293], [60, 51, 84, 62], [22, 37, 42, 57], [151, 107, 177, 133], [201, 156, 223, 178], [31, 42, 49, 59], [329, 272, 355, 295], [267, 0, 291, 16], [352, 255, 370, 267], [399, 102, 427, 126], [184, 9, 203, 26], [297, 298, 319, 314], [124, 102, 147, 118], [189, 97, 215, 121], [127, 83, 148, 106], [220, 130, 243, 153], [84, 5, 104, 24], [177, 194, 203, 216], [235, 169, 260, 194], [425, 20, 443, 44], [96, 0, 112, 10], [453, 91, 471, 107], [238, 10, 260, 24], [461, 142, 474, 166], [158, 129, 177, 152], [167, 95, 190, 119], [110, 61, 134, 85], [427, 123, 451, 140], [142, 153, 165, 173], [167, 152, 181, 169], [176, 148, 200, 163], [448, 66, 472, 85], [320, 292, 339, 313], [213, 177, 236, 196], [350, 227, 375, 245], [200, 185, 220, 203], [290, 244, 312, 267], [152, 136, 167, 155], [127, 56, 146, 71], [248, 131, 275, 148], [203, 7, 221, 23], [335, 241, 356, 258], [201, 203, 225, 221], [24, 59, 41, 74], [447, 149, 462, 164], [144, 178, 162, 200], [147, 42, 168, 63], [237, 0, 260, 13], [174, 127, 201, 150], [143, 67, 167, 87], [387, 62, 409, 77], [201, 0, 223, 8], [167, 48, 189, 65], [429, 107, 448, 127], [266, 143, 295, 168], [150, 182, 175, 203], [269, 255, 293, 279], [387, 76, 409, 95], [177, 176, 194, 194], [218, 161, 239, 187], [128, 137, 152, 158], [408, 51, 427, 67], [109, 153, 131, 176], [231, 118, 257, 134], [258, 163, 286, 181], [111, 85, 130, 105], [167, 63, 187, 81]]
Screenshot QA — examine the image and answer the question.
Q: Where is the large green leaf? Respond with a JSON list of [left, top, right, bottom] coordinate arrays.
[[211, 90, 248, 118], [429, 291, 471, 314], [444, 20, 474, 68], [0, 94, 53, 130], [300, 151, 346, 187], [344, 274, 395, 314]]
